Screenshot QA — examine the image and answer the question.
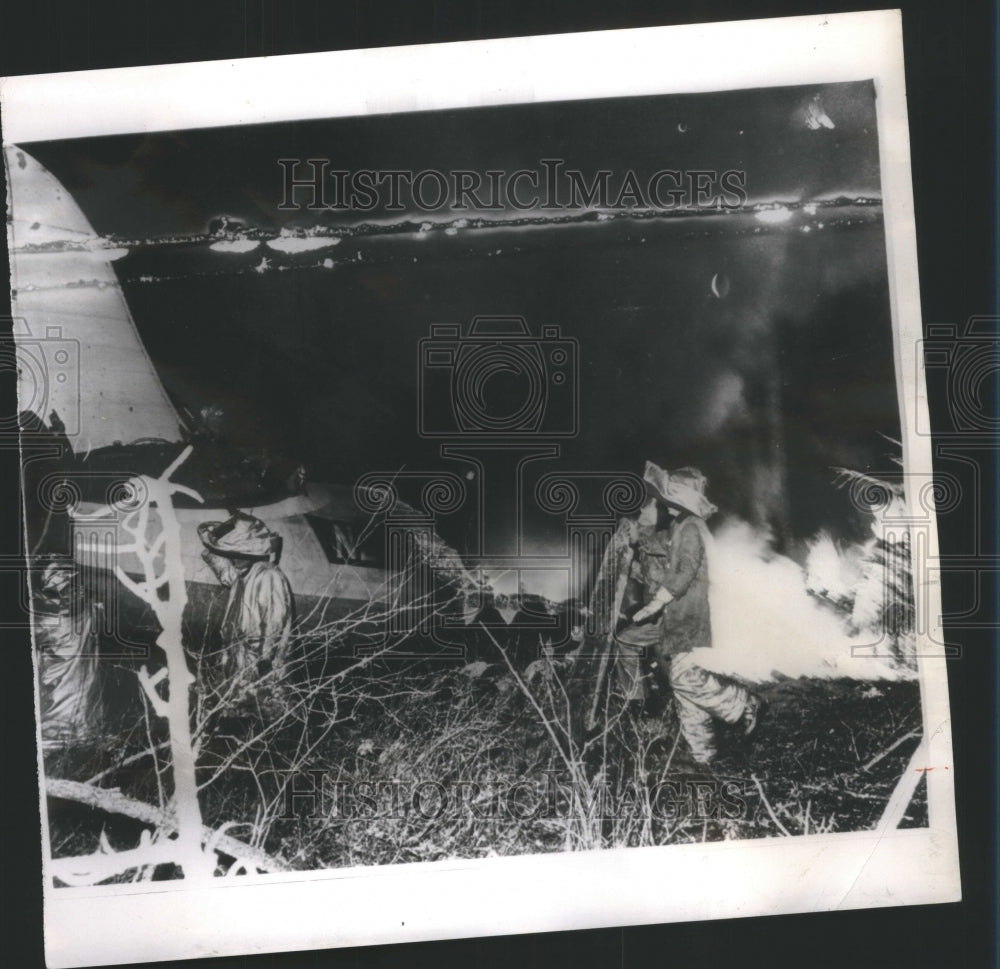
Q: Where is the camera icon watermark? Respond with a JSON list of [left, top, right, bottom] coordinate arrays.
[[905, 313, 1000, 662], [917, 316, 999, 437], [357, 315, 593, 656], [0, 318, 81, 442], [418, 316, 578, 438]]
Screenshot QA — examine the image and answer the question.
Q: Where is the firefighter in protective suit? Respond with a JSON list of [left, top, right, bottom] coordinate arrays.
[[198, 512, 293, 698], [34, 558, 103, 747], [615, 464, 763, 765]]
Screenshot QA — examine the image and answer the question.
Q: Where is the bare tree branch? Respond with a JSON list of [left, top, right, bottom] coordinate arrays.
[[46, 778, 291, 874]]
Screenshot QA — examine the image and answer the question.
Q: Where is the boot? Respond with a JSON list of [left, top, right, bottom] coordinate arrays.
[[742, 694, 767, 736]]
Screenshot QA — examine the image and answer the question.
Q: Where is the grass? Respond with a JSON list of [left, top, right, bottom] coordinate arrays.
[[43, 591, 925, 882]]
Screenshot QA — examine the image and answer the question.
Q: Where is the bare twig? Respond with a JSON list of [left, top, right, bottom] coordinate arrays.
[[84, 741, 171, 786], [751, 773, 793, 837]]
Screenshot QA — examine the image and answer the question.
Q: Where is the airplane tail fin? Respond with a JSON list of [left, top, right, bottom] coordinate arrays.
[[5, 145, 185, 453]]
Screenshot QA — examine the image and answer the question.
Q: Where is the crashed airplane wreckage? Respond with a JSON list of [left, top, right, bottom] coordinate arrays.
[[8, 146, 484, 646]]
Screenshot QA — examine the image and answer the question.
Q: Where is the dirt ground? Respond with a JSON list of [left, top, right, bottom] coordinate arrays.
[[42, 594, 926, 876]]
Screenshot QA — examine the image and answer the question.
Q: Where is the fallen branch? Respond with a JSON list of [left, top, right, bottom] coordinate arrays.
[[862, 728, 921, 773], [52, 831, 183, 887], [83, 741, 171, 786], [46, 777, 291, 874]]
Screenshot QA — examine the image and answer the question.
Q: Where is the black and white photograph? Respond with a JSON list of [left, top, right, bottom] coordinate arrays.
[[1, 10, 966, 967]]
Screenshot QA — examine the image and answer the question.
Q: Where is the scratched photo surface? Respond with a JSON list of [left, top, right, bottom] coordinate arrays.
[[11, 79, 930, 889]]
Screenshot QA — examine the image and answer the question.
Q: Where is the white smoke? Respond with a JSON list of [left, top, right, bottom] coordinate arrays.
[[697, 371, 748, 436], [689, 519, 912, 683]]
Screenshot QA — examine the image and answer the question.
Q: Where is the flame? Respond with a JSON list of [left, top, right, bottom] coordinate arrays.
[[689, 519, 911, 682]]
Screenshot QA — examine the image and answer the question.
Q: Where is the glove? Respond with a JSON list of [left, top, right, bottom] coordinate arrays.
[[633, 587, 674, 623]]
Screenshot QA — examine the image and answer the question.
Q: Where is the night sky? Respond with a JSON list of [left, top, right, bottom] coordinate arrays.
[[24, 80, 899, 558], [26, 82, 882, 236]]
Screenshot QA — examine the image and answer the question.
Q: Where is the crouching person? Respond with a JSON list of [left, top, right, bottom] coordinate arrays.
[[198, 512, 294, 709]]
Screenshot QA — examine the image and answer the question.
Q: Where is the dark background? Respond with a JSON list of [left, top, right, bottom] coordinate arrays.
[[19, 80, 898, 564], [1, 2, 996, 968]]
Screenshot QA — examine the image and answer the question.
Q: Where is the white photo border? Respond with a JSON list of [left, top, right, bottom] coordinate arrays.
[[1, 9, 960, 968]]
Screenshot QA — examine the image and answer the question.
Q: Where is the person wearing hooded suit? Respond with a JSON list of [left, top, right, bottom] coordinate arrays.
[[198, 512, 294, 689], [615, 464, 762, 764], [34, 558, 103, 746]]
